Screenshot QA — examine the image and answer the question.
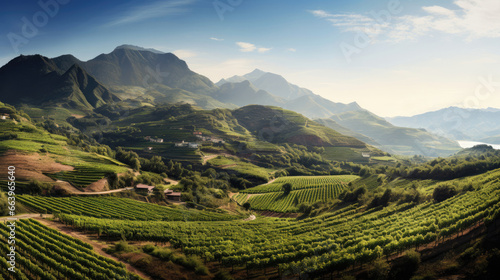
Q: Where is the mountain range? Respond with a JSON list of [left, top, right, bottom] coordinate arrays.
[[387, 107, 500, 143], [0, 44, 465, 157], [0, 55, 119, 110]]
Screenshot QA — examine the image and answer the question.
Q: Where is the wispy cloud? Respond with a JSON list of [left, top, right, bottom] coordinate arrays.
[[287, 48, 297, 52], [310, 0, 500, 41], [105, 0, 196, 27], [236, 42, 272, 53], [257, 47, 272, 53], [236, 42, 256, 52], [210, 37, 224, 41], [173, 49, 197, 59]]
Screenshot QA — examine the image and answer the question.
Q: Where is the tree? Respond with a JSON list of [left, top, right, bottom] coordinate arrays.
[[202, 168, 217, 179], [379, 189, 392, 207], [131, 158, 141, 171], [388, 250, 420, 280], [282, 183, 292, 195], [243, 202, 251, 210], [433, 184, 457, 202]]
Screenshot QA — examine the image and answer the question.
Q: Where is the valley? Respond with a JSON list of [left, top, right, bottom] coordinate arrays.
[[0, 44, 500, 280]]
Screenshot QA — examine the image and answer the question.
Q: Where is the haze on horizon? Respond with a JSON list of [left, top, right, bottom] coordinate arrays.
[[1, 0, 500, 117]]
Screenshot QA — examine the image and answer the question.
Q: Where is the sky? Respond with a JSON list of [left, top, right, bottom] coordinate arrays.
[[1, 0, 500, 117]]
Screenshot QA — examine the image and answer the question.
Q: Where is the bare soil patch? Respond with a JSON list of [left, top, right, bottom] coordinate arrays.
[[84, 178, 109, 192], [0, 150, 73, 181]]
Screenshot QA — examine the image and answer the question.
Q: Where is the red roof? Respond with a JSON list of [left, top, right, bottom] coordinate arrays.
[[166, 192, 182, 197], [135, 184, 155, 190]]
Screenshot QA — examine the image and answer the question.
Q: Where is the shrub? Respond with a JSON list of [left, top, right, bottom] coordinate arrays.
[[142, 244, 155, 254], [389, 250, 421, 280], [214, 271, 234, 280], [433, 184, 457, 202], [243, 202, 251, 210]]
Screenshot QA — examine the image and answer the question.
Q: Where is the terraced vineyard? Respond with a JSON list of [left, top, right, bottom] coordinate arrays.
[[0, 180, 29, 194], [0, 219, 141, 280], [241, 175, 359, 194], [234, 175, 359, 212], [17, 196, 239, 221], [237, 184, 347, 212], [45, 166, 108, 188], [58, 169, 500, 278]]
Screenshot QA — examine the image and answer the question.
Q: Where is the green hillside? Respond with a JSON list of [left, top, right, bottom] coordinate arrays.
[[233, 175, 359, 212], [0, 102, 128, 188], [233, 105, 367, 148], [324, 110, 462, 157], [17, 196, 238, 221], [59, 168, 500, 278]]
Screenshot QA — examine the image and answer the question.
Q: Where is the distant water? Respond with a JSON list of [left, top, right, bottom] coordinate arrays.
[[457, 140, 500, 150]]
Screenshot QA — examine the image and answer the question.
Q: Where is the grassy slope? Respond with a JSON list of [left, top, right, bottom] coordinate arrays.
[[234, 175, 360, 212], [232, 105, 367, 148], [0, 104, 128, 184], [207, 155, 272, 181], [326, 110, 462, 157]]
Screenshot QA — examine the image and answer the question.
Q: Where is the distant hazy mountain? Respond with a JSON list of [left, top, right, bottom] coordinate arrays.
[[0, 55, 119, 110], [213, 80, 284, 107], [285, 95, 362, 119], [53, 45, 217, 95], [217, 69, 312, 100], [387, 107, 500, 142], [314, 118, 380, 146], [114, 44, 165, 54], [216, 69, 363, 119], [322, 110, 462, 157]]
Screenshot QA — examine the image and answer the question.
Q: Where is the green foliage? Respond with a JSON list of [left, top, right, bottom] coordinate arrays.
[[242, 202, 251, 210], [46, 167, 108, 189], [242, 175, 359, 194], [282, 183, 292, 195], [145, 246, 209, 275], [388, 250, 421, 280], [107, 241, 137, 253], [18, 195, 238, 221], [0, 219, 140, 280], [57, 169, 500, 277], [235, 175, 358, 212], [388, 148, 500, 180], [341, 186, 367, 203], [25, 179, 53, 195], [0, 192, 8, 216], [213, 271, 234, 280], [433, 183, 457, 202]]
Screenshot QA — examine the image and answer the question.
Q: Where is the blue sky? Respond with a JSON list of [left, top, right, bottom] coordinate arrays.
[[1, 0, 500, 116]]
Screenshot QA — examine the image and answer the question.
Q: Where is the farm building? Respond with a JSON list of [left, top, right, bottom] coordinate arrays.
[[164, 189, 182, 201], [362, 153, 371, 158], [175, 140, 186, 147], [135, 184, 155, 194], [150, 138, 164, 143], [175, 140, 200, 149], [1, 114, 10, 120], [188, 143, 200, 149], [193, 131, 202, 135]]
